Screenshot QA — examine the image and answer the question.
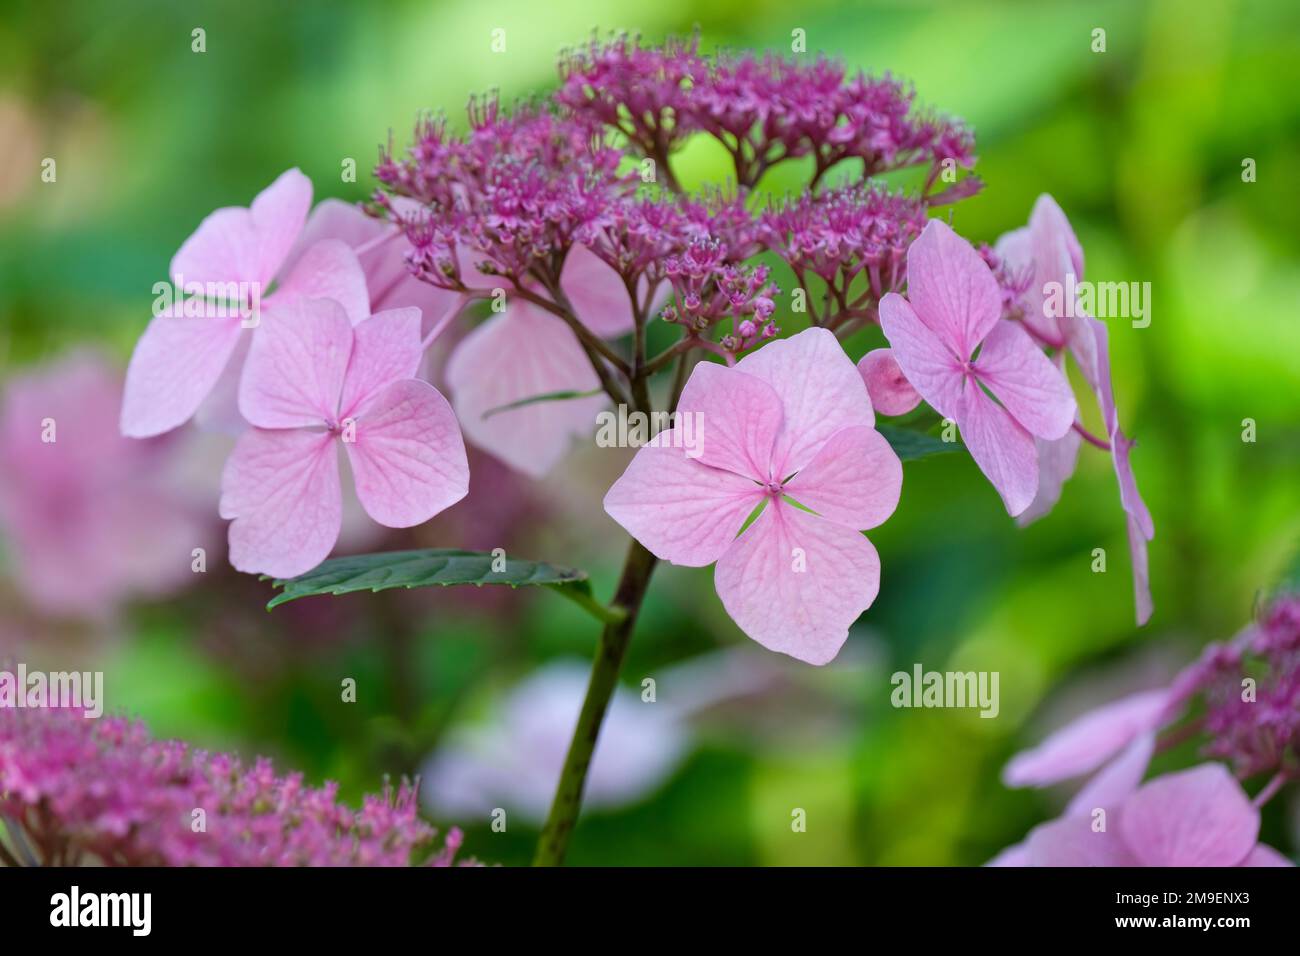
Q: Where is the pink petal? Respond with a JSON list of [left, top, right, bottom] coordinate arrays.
[[995, 195, 1087, 348], [954, 383, 1039, 517], [290, 199, 465, 331], [974, 320, 1076, 440], [452, 241, 507, 291], [1086, 318, 1154, 539], [878, 292, 965, 419], [344, 379, 469, 527], [1015, 349, 1080, 526], [444, 301, 606, 478], [192, 331, 253, 435], [339, 307, 424, 420], [290, 198, 385, 254], [1026, 814, 1138, 866], [1126, 510, 1154, 627], [120, 310, 244, 437], [1240, 844, 1294, 867], [785, 425, 902, 530], [1016, 431, 1082, 527], [272, 238, 370, 325], [219, 427, 341, 579], [171, 169, 311, 288], [904, 218, 1002, 359], [857, 348, 921, 416], [1003, 689, 1168, 787], [1065, 731, 1154, 816], [986, 842, 1031, 867], [992, 224, 1032, 277], [1031, 194, 1085, 280], [1085, 317, 1155, 624], [559, 244, 635, 338], [733, 327, 875, 477], [239, 297, 353, 429], [1026, 204, 1080, 345], [714, 502, 880, 665], [248, 168, 313, 286], [169, 207, 260, 286], [603, 433, 764, 567], [676, 362, 783, 480], [1120, 764, 1260, 867]]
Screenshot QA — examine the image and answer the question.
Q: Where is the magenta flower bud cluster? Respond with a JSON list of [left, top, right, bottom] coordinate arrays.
[[1197, 595, 1300, 778], [0, 708, 469, 867], [556, 33, 975, 189], [760, 184, 929, 320], [376, 34, 981, 356]]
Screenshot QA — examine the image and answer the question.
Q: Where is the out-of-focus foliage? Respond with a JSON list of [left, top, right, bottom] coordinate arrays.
[[1, 0, 1298, 865]]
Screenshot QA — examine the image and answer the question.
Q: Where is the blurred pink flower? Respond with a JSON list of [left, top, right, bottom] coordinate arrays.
[[880, 219, 1076, 516], [220, 299, 468, 578], [421, 651, 779, 822], [121, 168, 369, 438], [0, 707, 471, 866], [999, 595, 1300, 865], [605, 328, 901, 664], [997, 195, 1154, 624], [0, 352, 210, 618], [1002, 688, 1171, 789], [422, 660, 688, 822], [996, 764, 1292, 867]]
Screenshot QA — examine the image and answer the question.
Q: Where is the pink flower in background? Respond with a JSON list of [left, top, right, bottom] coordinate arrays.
[[0, 708, 472, 866], [880, 219, 1076, 516], [0, 352, 210, 618], [121, 168, 369, 438], [997, 765, 1291, 867], [1002, 688, 1171, 788], [220, 298, 468, 578], [996, 194, 1154, 624], [857, 348, 921, 416], [422, 660, 689, 821], [605, 328, 902, 664], [445, 244, 650, 478], [998, 597, 1300, 865], [422, 651, 780, 821]]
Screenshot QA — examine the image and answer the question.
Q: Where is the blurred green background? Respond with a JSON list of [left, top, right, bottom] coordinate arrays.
[[2, 0, 1298, 865]]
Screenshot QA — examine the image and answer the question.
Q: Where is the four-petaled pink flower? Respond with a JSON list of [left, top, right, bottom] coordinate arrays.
[[121, 168, 369, 438], [219, 297, 469, 578], [880, 219, 1077, 517], [604, 328, 902, 665]]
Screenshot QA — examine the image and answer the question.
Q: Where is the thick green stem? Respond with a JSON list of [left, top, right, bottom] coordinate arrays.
[[533, 539, 658, 866]]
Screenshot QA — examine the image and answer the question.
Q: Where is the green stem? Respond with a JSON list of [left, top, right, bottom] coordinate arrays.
[[533, 540, 658, 866], [547, 582, 628, 627]]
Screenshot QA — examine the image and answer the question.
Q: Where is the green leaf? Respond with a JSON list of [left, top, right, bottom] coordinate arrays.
[[267, 549, 599, 614], [482, 388, 604, 419], [877, 424, 963, 461]]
